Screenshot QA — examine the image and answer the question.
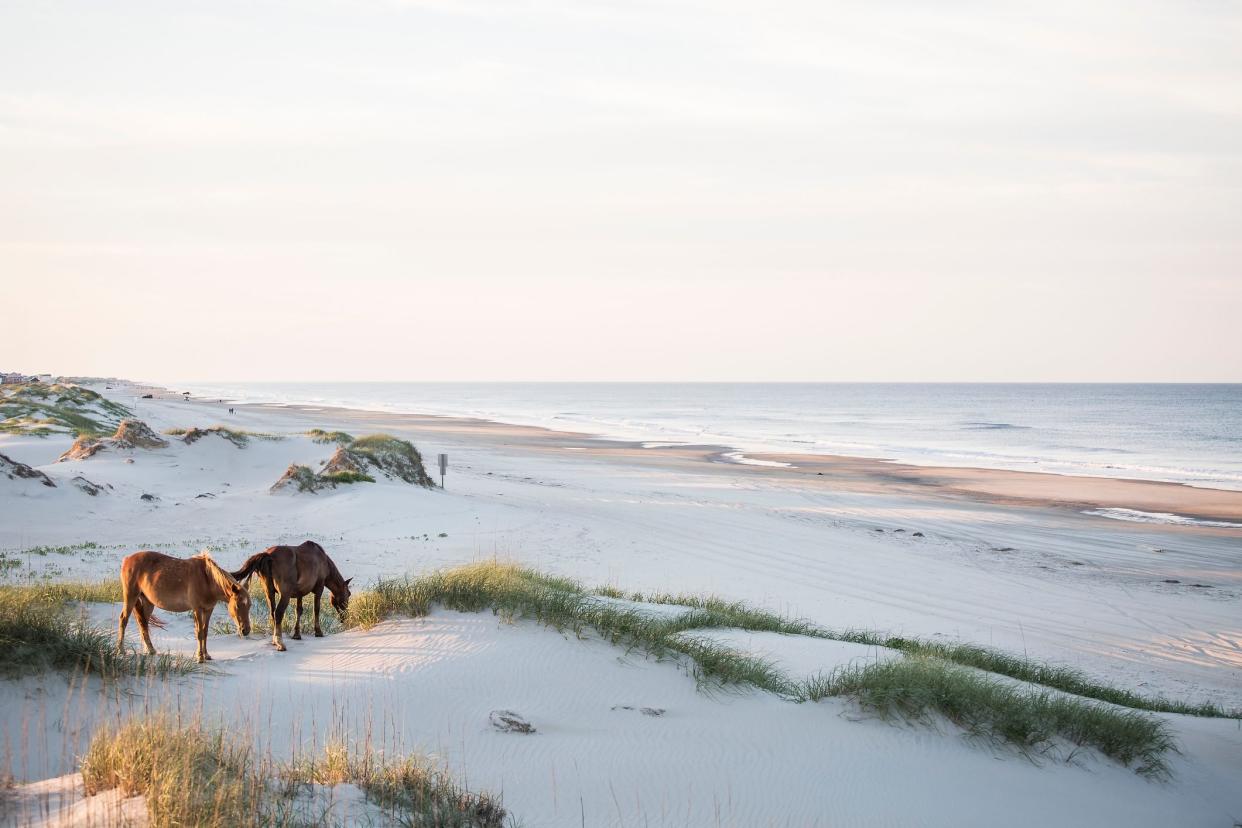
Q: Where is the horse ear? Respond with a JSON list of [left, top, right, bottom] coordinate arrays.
[[345, 577, 353, 586]]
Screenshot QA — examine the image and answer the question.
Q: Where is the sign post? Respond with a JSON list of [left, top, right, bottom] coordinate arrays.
[[438, 453, 448, 488]]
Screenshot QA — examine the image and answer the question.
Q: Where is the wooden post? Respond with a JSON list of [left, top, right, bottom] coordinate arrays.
[[438, 453, 448, 488]]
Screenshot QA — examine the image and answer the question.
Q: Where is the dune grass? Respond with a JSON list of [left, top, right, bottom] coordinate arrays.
[[307, 428, 354, 445], [287, 741, 507, 827], [0, 383, 131, 436], [82, 715, 508, 827], [347, 433, 436, 487], [321, 469, 375, 484], [625, 588, 1240, 720], [839, 634, 1241, 720], [337, 561, 1222, 774], [0, 582, 199, 679], [165, 425, 283, 446], [802, 656, 1176, 776], [82, 715, 262, 826]]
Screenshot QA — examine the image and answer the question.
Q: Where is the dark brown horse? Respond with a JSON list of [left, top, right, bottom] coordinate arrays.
[[232, 540, 352, 651], [118, 551, 252, 663]]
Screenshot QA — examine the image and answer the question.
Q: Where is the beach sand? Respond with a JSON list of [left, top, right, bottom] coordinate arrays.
[[2, 380, 1240, 827]]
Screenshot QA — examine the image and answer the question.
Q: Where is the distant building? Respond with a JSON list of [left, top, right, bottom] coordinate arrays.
[[36, 374, 53, 384], [1, 372, 25, 384]]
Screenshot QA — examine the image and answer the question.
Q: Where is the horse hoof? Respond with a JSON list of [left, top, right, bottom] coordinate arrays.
[[196, 656, 206, 664], [275, 643, 286, 652], [292, 633, 301, 641], [314, 631, 324, 638]]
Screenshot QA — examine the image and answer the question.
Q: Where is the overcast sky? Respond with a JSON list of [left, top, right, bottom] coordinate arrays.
[[2, 0, 1240, 381]]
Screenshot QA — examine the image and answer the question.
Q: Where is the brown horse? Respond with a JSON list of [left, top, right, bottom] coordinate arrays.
[[232, 540, 352, 651], [118, 551, 252, 663]]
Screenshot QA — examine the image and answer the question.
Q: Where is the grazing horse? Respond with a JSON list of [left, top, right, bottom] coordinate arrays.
[[232, 541, 352, 652], [118, 551, 252, 663]]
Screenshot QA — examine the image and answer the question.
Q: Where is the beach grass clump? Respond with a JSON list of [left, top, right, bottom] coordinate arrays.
[[168, 425, 284, 447], [347, 434, 436, 487], [178, 427, 283, 446], [287, 742, 507, 827], [859, 636, 1240, 719], [82, 715, 263, 827], [0, 583, 198, 679], [805, 631, 1242, 720], [307, 428, 354, 445], [83, 716, 508, 827], [801, 656, 1175, 776], [321, 469, 374, 485]]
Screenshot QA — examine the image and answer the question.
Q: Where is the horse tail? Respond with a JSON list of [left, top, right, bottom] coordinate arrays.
[[232, 551, 271, 584], [137, 594, 166, 628]]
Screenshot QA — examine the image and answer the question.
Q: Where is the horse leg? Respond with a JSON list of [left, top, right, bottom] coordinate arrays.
[[263, 578, 283, 650], [199, 606, 214, 661], [272, 594, 290, 652], [292, 596, 303, 640], [134, 595, 157, 656], [117, 585, 137, 653], [313, 588, 324, 637]]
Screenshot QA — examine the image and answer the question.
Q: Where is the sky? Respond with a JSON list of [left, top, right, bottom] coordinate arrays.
[[2, 0, 1240, 382]]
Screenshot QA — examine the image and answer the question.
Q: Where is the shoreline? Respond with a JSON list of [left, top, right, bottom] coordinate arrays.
[[134, 381, 1242, 528], [153, 382, 1242, 494]]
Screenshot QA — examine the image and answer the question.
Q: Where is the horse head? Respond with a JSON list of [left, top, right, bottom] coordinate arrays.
[[227, 580, 252, 637], [329, 577, 353, 622]]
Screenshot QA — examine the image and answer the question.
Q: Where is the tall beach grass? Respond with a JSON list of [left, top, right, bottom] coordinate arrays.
[[81, 715, 508, 827]]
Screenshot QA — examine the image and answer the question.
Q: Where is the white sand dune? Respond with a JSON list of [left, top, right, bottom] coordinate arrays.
[[6, 606, 1241, 828], [2, 382, 1241, 826]]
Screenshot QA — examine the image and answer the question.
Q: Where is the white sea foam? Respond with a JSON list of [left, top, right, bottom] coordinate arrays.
[[721, 451, 793, 468], [1084, 508, 1242, 529]]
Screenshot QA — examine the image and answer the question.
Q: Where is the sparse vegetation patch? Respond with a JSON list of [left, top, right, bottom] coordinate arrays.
[[58, 418, 168, 461], [307, 428, 354, 445], [168, 425, 284, 447], [271, 464, 323, 493], [82, 716, 508, 827], [0, 382, 131, 437], [271, 433, 434, 493]]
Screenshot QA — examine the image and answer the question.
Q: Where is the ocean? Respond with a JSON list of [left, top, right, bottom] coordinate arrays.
[[167, 382, 1242, 492]]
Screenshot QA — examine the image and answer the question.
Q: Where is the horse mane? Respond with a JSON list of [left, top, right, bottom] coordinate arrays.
[[306, 541, 348, 592], [194, 551, 242, 594]]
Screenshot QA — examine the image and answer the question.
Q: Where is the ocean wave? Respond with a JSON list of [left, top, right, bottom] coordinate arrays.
[[721, 452, 793, 468], [960, 422, 1031, 430], [1084, 508, 1242, 529]]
